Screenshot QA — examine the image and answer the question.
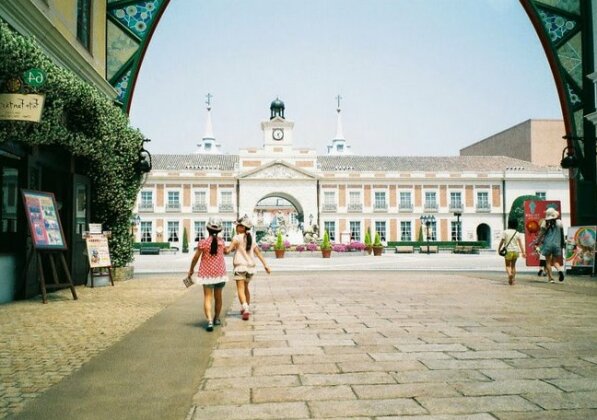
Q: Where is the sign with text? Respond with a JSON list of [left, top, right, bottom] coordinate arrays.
[[85, 234, 112, 268], [22, 190, 67, 250], [524, 200, 562, 266], [0, 93, 45, 122]]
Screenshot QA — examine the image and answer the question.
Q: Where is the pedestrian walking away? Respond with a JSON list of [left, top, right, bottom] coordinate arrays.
[[226, 215, 271, 321], [535, 207, 566, 283], [187, 217, 228, 331], [497, 218, 526, 285]]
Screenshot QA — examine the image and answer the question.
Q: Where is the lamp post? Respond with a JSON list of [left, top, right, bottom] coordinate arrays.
[[420, 214, 435, 254], [453, 211, 462, 246]]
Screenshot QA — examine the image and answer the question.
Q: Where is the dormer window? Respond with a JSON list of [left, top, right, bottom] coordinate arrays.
[[204, 143, 211, 151], [337, 144, 344, 152]]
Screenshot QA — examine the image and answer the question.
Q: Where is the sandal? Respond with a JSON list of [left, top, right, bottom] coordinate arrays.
[[213, 318, 221, 326], [206, 321, 214, 332]]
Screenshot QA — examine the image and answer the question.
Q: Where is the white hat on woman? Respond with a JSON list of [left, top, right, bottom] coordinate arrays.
[[545, 208, 559, 221], [206, 217, 223, 232], [236, 214, 253, 229]]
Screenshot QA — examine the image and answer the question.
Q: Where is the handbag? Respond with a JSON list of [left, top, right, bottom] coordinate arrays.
[[499, 231, 516, 257]]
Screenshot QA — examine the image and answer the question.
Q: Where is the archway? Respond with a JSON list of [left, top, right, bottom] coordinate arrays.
[[476, 223, 491, 248], [106, 0, 596, 225], [252, 192, 305, 244]]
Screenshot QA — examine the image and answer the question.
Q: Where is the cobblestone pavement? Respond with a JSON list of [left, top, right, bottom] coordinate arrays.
[[0, 276, 186, 418], [188, 271, 597, 419]]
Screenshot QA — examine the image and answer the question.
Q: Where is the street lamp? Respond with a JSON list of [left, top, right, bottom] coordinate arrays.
[[453, 211, 462, 245], [420, 214, 436, 255]]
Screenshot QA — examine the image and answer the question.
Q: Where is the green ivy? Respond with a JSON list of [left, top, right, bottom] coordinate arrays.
[[0, 20, 144, 267]]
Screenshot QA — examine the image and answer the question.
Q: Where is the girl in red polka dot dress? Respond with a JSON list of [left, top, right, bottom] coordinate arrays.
[[187, 217, 227, 332]]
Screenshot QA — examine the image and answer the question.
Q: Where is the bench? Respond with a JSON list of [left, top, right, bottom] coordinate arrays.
[[453, 246, 479, 254], [419, 245, 439, 253], [139, 247, 160, 255], [161, 248, 178, 255], [395, 245, 415, 253]]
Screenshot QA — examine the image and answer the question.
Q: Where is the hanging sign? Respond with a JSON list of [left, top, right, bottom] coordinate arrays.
[[22, 190, 67, 250], [0, 93, 45, 122], [23, 68, 47, 88]]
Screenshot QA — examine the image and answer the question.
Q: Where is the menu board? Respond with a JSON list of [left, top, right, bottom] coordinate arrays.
[[85, 234, 112, 268], [22, 190, 67, 250]]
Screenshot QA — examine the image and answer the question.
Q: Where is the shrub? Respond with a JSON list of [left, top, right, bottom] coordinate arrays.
[[260, 243, 271, 251], [321, 230, 332, 250], [295, 245, 305, 252], [374, 232, 383, 247], [306, 243, 318, 252], [274, 231, 285, 250], [348, 241, 365, 251], [284, 240, 291, 249], [332, 243, 347, 252], [364, 229, 372, 247]]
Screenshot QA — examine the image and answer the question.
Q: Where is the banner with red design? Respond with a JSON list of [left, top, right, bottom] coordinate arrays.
[[524, 200, 562, 266]]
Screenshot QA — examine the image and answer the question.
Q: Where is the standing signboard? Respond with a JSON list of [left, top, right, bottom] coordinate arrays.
[[21, 190, 77, 303], [84, 226, 114, 287], [565, 226, 596, 274], [523, 200, 562, 267]]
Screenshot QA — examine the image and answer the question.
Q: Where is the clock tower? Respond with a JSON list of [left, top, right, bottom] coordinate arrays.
[[261, 97, 294, 150]]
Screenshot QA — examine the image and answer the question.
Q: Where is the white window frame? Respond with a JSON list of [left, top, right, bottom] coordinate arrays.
[[194, 221, 206, 242], [374, 191, 387, 209], [324, 221, 336, 242], [167, 221, 179, 242], [400, 221, 411, 241], [140, 221, 152, 242], [374, 220, 387, 242], [349, 221, 361, 242]]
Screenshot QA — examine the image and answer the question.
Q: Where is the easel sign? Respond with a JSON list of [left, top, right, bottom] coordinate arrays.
[[22, 190, 66, 250], [85, 234, 112, 268], [21, 190, 77, 303]]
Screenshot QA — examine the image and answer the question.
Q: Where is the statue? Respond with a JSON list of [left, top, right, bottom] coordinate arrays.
[[303, 224, 319, 244]]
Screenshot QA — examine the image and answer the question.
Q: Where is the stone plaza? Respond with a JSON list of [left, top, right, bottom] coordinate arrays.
[[1, 254, 596, 419]]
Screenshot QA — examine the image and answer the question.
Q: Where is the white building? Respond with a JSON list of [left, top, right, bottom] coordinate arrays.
[[134, 99, 570, 249]]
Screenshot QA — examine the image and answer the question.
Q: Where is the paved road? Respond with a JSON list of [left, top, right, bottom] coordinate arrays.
[[1, 261, 596, 419]]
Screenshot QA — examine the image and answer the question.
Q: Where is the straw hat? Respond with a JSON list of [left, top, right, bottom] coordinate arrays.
[[206, 217, 223, 232], [545, 208, 559, 221], [236, 214, 253, 229]]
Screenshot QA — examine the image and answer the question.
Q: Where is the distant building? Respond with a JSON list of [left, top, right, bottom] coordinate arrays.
[[134, 100, 570, 250], [459, 119, 565, 167]]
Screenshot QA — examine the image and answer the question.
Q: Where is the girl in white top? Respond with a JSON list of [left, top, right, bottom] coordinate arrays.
[[226, 215, 270, 320], [497, 218, 526, 285]]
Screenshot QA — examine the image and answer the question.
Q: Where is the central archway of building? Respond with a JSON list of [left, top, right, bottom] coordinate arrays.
[[253, 193, 304, 245]]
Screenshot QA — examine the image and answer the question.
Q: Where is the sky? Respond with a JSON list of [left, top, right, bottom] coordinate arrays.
[[129, 0, 563, 157]]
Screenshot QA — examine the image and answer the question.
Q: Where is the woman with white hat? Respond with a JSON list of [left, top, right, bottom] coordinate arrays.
[[536, 207, 565, 283], [187, 217, 228, 331]]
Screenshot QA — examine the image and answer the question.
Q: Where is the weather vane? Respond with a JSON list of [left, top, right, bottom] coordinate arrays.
[[206, 93, 213, 109], [335, 94, 342, 111]]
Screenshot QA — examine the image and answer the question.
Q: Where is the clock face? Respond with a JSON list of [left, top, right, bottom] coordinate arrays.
[[272, 128, 284, 141]]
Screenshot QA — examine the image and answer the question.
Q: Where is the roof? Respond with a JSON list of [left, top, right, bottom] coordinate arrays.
[[152, 154, 556, 173], [152, 154, 238, 171], [316, 155, 550, 172]]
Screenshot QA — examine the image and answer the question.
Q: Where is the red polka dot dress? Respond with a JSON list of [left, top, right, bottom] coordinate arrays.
[[196, 236, 228, 285]]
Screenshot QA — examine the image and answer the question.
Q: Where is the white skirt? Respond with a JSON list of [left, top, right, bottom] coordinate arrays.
[[197, 275, 229, 285]]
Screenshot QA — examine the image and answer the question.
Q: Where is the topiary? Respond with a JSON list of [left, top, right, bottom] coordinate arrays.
[[321, 230, 332, 250]]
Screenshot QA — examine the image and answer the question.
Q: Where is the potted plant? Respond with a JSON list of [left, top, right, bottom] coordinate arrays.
[[321, 230, 332, 258], [372, 232, 384, 256], [274, 231, 285, 258], [364, 229, 372, 255]]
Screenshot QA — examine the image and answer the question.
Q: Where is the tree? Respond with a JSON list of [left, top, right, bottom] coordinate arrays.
[[321, 230, 331, 250], [508, 195, 541, 232], [373, 232, 383, 247], [182, 227, 189, 253], [364, 229, 372, 247]]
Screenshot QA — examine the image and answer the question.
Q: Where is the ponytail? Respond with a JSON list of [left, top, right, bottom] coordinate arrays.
[[245, 231, 252, 252], [207, 228, 219, 255]]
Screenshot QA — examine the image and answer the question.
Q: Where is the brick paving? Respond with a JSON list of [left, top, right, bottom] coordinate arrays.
[[1, 269, 597, 419], [188, 271, 597, 419], [0, 276, 186, 418]]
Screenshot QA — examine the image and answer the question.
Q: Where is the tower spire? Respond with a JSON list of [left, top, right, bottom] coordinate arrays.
[[334, 94, 345, 141], [327, 94, 351, 155], [195, 93, 221, 154], [203, 93, 214, 140]]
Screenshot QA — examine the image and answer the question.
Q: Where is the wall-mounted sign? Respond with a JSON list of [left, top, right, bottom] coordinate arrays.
[[0, 93, 45, 122], [23, 68, 47, 88], [565, 226, 596, 270], [22, 190, 67, 250]]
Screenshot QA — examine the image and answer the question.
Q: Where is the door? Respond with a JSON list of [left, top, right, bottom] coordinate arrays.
[[71, 174, 90, 284]]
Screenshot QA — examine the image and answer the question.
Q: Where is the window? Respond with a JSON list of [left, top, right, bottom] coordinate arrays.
[[193, 191, 207, 211], [476, 191, 489, 209], [449, 192, 462, 209], [535, 192, 546, 200], [323, 191, 336, 211], [374, 191, 387, 209], [399, 192, 412, 208], [348, 191, 362, 211], [400, 221, 411, 241], [337, 144, 344, 152], [194, 221, 206, 241], [375, 221, 387, 242], [76, 0, 91, 50], [204, 143, 211, 151], [423, 221, 437, 241], [220, 191, 233, 211], [140, 221, 152, 242], [222, 221, 233, 241], [451, 221, 461, 241], [140, 191, 153, 210], [349, 221, 361, 242], [324, 221, 336, 241], [167, 221, 179, 242], [424, 192, 437, 209], [167, 191, 180, 210]]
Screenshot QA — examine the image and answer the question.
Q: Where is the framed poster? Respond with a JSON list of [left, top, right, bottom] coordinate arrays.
[[565, 226, 596, 270], [22, 190, 67, 250], [85, 234, 112, 268]]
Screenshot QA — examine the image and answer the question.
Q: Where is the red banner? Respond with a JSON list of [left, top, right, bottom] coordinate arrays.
[[524, 200, 562, 266]]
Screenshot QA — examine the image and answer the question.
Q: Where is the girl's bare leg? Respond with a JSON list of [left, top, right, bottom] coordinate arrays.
[[244, 282, 251, 306], [214, 287, 223, 320], [236, 280, 247, 305], [203, 286, 214, 320]]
